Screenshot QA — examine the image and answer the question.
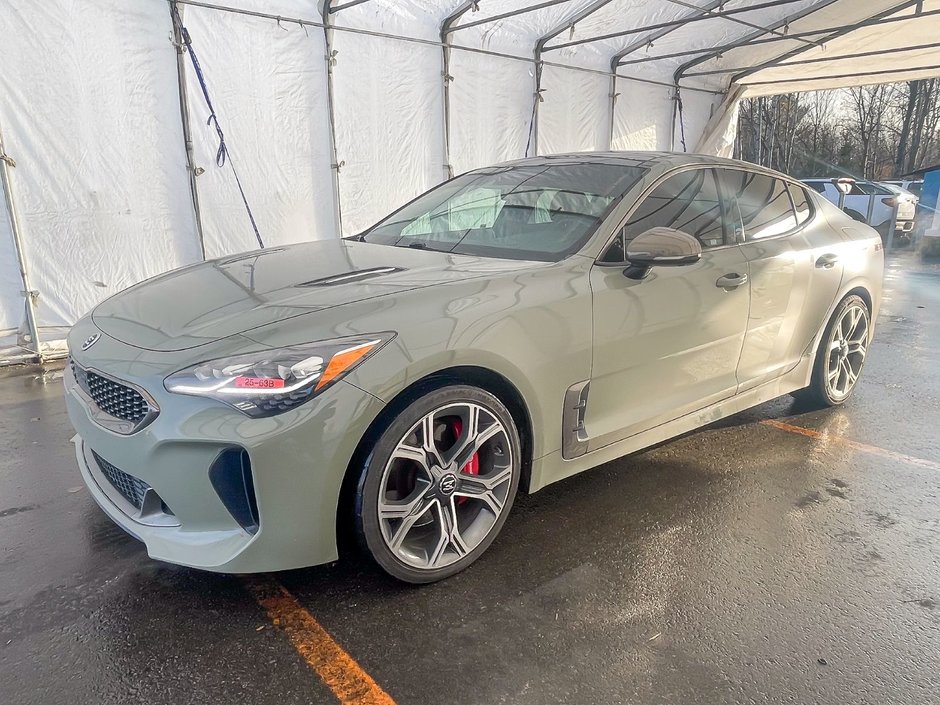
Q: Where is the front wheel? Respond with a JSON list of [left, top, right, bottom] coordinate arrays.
[[354, 385, 521, 583], [795, 294, 870, 407]]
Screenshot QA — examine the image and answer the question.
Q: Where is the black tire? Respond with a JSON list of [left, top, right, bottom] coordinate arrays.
[[793, 294, 870, 408], [354, 385, 521, 583]]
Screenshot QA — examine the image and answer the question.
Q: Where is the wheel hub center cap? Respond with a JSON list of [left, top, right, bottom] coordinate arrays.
[[438, 472, 458, 496]]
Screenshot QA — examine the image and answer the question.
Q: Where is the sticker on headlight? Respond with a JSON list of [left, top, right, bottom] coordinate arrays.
[[234, 376, 285, 389]]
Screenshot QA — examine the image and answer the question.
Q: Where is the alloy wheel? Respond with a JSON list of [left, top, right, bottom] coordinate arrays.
[[377, 402, 513, 570], [825, 302, 869, 401]]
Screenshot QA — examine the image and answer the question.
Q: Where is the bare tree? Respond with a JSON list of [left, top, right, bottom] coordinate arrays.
[[737, 81, 939, 179], [845, 84, 896, 179]]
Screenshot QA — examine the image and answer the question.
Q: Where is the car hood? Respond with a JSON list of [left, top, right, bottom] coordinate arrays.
[[92, 239, 538, 351]]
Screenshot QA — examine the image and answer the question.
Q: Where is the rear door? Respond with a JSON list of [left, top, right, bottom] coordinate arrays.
[[586, 167, 750, 451], [717, 169, 843, 391]]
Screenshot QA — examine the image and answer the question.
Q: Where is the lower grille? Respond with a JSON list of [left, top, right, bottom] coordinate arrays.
[[92, 451, 150, 510]]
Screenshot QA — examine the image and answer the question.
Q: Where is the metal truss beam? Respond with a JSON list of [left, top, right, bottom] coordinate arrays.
[[687, 38, 940, 78], [730, 0, 921, 84], [742, 61, 940, 88], [329, 0, 372, 13], [445, 0, 571, 35], [549, 0, 808, 53], [667, 0, 820, 46]]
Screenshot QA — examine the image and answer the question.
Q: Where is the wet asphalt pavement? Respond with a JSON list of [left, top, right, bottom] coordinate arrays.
[[2, 251, 939, 705]]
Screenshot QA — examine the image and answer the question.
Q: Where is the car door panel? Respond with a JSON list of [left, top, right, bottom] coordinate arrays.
[[587, 248, 750, 450], [586, 167, 750, 452], [736, 237, 812, 389]]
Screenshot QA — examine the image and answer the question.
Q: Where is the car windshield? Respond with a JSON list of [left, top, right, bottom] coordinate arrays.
[[360, 162, 648, 261]]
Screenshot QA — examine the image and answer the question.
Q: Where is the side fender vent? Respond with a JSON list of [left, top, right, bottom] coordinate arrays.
[[562, 381, 590, 460]]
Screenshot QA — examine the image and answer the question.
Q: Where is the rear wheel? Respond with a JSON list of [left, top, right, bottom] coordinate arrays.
[[794, 294, 870, 407], [354, 385, 520, 583]]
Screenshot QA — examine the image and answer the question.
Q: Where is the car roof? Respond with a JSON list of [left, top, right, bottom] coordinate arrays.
[[880, 182, 916, 195], [487, 151, 801, 181]]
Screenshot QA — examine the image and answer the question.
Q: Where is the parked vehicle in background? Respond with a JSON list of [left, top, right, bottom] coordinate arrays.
[[803, 178, 915, 241], [882, 179, 923, 199], [883, 180, 929, 235]]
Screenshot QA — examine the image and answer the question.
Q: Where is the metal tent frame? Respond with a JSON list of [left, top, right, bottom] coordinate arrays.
[[3, 0, 938, 362]]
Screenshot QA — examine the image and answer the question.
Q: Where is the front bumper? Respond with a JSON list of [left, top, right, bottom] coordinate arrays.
[[64, 331, 386, 573]]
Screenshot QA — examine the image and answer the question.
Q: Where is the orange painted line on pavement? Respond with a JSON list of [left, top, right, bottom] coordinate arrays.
[[761, 419, 940, 472], [245, 577, 396, 705]]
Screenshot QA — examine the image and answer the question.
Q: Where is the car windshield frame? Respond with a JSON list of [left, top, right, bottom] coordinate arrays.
[[357, 161, 649, 262]]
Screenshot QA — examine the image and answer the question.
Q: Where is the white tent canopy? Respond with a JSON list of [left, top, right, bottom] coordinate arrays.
[[1, 0, 938, 361]]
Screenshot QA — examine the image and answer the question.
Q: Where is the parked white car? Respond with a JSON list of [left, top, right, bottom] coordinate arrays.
[[803, 178, 916, 240], [882, 179, 923, 199]]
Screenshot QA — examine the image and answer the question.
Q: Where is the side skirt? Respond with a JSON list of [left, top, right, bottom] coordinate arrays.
[[528, 355, 812, 492]]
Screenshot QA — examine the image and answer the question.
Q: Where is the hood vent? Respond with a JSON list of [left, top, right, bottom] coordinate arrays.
[[298, 267, 404, 287]]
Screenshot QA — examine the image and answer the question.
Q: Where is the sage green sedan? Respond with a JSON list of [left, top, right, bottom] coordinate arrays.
[[64, 153, 883, 582]]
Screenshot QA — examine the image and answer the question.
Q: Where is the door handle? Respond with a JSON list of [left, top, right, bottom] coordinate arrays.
[[716, 273, 748, 289], [816, 253, 839, 268]]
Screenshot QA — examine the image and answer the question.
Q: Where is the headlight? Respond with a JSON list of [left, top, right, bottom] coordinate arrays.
[[164, 333, 394, 417]]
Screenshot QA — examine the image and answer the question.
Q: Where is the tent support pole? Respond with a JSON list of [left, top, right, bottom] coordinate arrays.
[[670, 87, 680, 151], [530, 0, 620, 154], [607, 72, 617, 150], [171, 1, 207, 261], [321, 1, 344, 237], [441, 2, 476, 180], [529, 54, 543, 157], [0, 123, 42, 361]]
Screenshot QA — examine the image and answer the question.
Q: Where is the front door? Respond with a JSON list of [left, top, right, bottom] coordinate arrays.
[[586, 168, 750, 452]]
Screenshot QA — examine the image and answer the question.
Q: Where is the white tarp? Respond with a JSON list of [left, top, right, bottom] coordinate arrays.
[[183, 4, 337, 256], [0, 0, 201, 357], [449, 50, 535, 174], [1, 0, 938, 360]]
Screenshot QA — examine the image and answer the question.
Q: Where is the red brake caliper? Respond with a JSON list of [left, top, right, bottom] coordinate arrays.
[[451, 418, 479, 504]]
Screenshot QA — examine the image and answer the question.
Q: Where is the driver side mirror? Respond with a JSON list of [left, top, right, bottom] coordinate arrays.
[[624, 227, 702, 279]]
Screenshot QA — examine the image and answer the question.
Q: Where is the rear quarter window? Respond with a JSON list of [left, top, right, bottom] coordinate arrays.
[[788, 184, 813, 225], [719, 170, 797, 241]]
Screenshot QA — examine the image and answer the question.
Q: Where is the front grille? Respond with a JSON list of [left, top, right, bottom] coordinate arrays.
[[92, 451, 150, 510], [70, 359, 151, 425]]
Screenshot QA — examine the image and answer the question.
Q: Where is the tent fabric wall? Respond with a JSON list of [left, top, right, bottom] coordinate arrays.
[[332, 32, 445, 235], [538, 65, 610, 155], [182, 5, 337, 256], [0, 0, 201, 356], [449, 50, 535, 175], [2, 0, 939, 362], [610, 80, 675, 151]]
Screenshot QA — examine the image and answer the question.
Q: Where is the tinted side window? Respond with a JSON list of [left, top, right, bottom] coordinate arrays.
[[806, 181, 826, 193], [855, 181, 891, 196], [602, 169, 728, 262], [719, 171, 797, 241], [788, 184, 812, 225]]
